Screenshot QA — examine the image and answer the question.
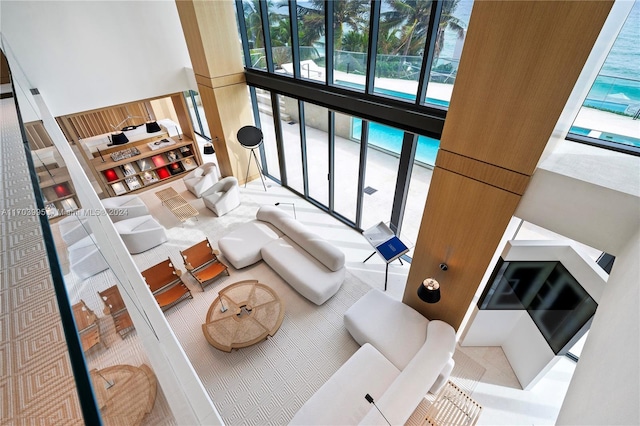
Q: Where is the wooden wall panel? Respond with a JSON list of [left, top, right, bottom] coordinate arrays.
[[403, 0, 613, 331], [58, 101, 154, 141], [441, 0, 613, 176], [404, 168, 520, 328], [24, 121, 54, 150], [176, 0, 255, 183]]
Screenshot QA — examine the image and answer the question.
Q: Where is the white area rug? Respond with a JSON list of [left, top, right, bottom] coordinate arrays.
[[61, 191, 485, 425], [63, 194, 371, 424]]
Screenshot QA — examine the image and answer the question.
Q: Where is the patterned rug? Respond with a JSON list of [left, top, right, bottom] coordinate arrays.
[[62, 192, 486, 425]]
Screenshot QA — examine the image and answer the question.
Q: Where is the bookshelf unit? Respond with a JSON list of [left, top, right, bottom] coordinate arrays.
[[89, 136, 202, 197], [37, 166, 80, 220]]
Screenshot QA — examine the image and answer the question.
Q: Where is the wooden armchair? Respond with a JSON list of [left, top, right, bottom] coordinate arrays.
[[140, 258, 193, 311], [98, 285, 135, 338], [71, 299, 105, 352], [180, 238, 229, 291]]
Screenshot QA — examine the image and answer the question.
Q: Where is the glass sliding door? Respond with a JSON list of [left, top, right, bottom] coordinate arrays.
[[333, 111, 361, 224], [359, 121, 402, 231], [303, 102, 330, 206], [278, 95, 304, 193], [256, 89, 281, 182]]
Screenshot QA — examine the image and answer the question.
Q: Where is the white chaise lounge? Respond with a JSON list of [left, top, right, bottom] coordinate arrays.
[[218, 205, 345, 305], [290, 289, 456, 425]]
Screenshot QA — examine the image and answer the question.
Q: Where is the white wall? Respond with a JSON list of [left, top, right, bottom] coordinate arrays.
[[0, 1, 193, 116], [517, 143, 640, 424], [557, 230, 640, 425]]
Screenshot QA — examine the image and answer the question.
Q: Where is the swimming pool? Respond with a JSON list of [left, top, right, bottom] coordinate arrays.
[[352, 118, 439, 165]]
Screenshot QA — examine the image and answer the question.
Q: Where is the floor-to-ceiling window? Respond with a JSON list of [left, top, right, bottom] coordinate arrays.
[[303, 102, 329, 206], [279, 95, 304, 193], [424, 0, 474, 107], [333, 111, 361, 224], [567, 0, 640, 153], [373, 0, 431, 102], [332, 1, 371, 91]]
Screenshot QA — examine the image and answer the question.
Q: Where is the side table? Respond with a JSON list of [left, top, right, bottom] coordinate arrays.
[[423, 381, 482, 426], [362, 221, 410, 290]]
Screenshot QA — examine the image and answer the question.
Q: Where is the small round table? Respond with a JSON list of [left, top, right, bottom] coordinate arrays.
[[89, 364, 157, 426], [202, 280, 285, 352]]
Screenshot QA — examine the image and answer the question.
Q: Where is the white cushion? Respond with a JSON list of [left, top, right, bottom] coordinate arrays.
[[218, 221, 282, 269], [359, 320, 457, 426], [290, 343, 400, 425], [345, 289, 429, 370], [193, 168, 204, 177], [257, 205, 345, 271], [261, 236, 344, 305], [58, 213, 90, 246]]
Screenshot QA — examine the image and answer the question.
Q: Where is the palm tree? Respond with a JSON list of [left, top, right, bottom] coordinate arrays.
[[298, 0, 369, 51], [381, 0, 433, 58], [434, 0, 465, 60]]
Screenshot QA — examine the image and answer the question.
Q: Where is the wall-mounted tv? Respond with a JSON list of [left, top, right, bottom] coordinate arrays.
[[479, 258, 597, 355]]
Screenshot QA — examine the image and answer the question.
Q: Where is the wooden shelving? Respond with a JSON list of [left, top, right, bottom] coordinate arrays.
[[87, 135, 201, 197]]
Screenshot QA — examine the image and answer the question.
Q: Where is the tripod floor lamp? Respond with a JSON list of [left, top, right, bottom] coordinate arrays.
[[237, 125, 267, 191]]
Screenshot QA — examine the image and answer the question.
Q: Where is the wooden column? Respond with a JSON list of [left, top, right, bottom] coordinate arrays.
[[403, 1, 613, 330], [175, 0, 258, 182]]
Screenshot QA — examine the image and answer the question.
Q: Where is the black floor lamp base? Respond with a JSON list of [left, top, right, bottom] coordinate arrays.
[[245, 148, 267, 192]]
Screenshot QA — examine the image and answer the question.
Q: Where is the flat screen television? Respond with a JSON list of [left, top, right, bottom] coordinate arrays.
[[479, 258, 597, 355]]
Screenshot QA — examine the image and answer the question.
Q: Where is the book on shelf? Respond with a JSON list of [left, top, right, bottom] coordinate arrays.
[[111, 181, 127, 195], [168, 161, 185, 175], [124, 176, 142, 191], [166, 150, 180, 163], [121, 163, 136, 176], [136, 158, 152, 171], [147, 138, 176, 151], [181, 157, 197, 171], [179, 146, 193, 157], [141, 170, 159, 186], [103, 168, 119, 182], [53, 183, 71, 198], [60, 198, 78, 212], [151, 154, 166, 168], [156, 167, 171, 180], [45, 203, 59, 218]]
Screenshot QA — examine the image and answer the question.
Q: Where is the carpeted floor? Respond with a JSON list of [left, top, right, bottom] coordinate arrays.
[[61, 190, 485, 425]]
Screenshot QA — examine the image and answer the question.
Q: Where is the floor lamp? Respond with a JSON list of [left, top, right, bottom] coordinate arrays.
[[237, 125, 267, 191]]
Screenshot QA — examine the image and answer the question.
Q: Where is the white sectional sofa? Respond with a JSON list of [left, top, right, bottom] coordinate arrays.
[[218, 205, 345, 305], [290, 289, 456, 425]]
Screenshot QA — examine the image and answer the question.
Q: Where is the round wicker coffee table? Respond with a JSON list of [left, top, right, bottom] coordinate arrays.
[[202, 280, 285, 352]]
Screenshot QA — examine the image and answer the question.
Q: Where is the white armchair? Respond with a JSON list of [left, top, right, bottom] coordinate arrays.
[[114, 215, 167, 254], [183, 163, 219, 198], [101, 194, 149, 222], [202, 176, 241, 217]]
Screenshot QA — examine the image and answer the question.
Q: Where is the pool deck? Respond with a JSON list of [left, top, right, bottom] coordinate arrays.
[[289, 67, 639, 142]]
